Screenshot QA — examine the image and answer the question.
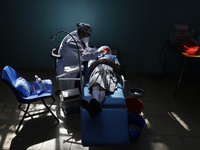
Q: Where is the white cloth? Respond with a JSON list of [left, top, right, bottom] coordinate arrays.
[[88, 55, 120, 93], [56, 30, 100, 91], [88, 65, 118, 93]]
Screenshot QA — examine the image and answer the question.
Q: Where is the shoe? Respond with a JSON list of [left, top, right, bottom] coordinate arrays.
[[90, 98, 102, 114], [81, 100, 97, 117], [55, 89, 61, 96]]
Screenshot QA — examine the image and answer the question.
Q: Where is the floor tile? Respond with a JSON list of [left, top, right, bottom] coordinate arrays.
[[154, 135, 186, 150], [128, 133, 156, 150], [188, 103, 200, 118], [145, 102, 168, 116], [165, 102, 193, 117], [181, 136, 200, 150], [8, 126, 50, 150], [174, 117, 200, 136], [148, 116, 179, 135], [138, 76, 160, 90], [41, 126, 72, 150], [159, 90, 182, 103]]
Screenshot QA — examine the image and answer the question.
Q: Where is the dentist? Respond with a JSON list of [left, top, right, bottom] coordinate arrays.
[[56, 22, 104, 91]]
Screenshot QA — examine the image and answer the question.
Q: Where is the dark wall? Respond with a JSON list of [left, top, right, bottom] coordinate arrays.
[[1, 0, 200, 73]]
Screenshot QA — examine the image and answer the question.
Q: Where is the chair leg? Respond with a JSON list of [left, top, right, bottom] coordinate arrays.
[[42, 99, 59, 123], [18, 103, 33, 119], [16, 103, 30, 134], [49, 96, 56, 108]]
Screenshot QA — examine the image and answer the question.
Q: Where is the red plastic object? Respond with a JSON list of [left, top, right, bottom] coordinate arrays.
[[181, 42, 199, 55], [126, 98, 144, 114]]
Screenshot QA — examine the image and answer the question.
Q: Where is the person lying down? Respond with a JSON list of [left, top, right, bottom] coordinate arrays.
[[81, 46, 120, 117]]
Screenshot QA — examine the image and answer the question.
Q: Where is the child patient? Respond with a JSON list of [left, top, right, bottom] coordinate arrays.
[[81, 46, 120, 117]]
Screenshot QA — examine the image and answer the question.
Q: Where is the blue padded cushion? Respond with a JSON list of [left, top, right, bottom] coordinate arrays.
[[82, 81, 126, 108], [81, 108, 129, 146], [101, 54, 116, 62], [15, 77, 32, 97]]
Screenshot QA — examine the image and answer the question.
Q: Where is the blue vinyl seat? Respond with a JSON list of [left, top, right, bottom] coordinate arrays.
[[1, 66, 59, 134]]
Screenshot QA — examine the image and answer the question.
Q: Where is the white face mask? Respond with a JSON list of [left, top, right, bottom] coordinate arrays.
[[81, 37, 90, 44]]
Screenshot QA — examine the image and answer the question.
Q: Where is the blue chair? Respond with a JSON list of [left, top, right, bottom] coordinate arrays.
[[1, 66, 59, 134]]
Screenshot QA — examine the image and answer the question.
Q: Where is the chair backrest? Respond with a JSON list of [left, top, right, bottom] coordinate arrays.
[[112, 50, 119, 60], [50, 47, 61, 69], [50, 47, 61, 59], [1, 66, 25, 102], [1, 66, 20, 85]]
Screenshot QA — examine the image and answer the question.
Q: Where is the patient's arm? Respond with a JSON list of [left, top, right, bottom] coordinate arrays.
[[89, 59, 120, 73], [105, 59, 120, 73], [89, 59, 105, 71], [112, 64, 120, 73]]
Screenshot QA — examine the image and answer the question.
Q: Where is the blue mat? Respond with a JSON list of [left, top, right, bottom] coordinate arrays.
[[81, 108, 129, 146]]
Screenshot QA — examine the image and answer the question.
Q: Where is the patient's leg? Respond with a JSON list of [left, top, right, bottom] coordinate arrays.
[[92, 85, 106, 104], [92, 85, 100, 102], [99, 90, 105, 104], [91, 85, 102, 113]]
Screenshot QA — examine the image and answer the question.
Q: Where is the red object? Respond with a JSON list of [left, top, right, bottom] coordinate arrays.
[[181, 42, 199, 55], [125, 98, 144, 115], [32, 85, 35, 92], [103, 47, 110, 52]]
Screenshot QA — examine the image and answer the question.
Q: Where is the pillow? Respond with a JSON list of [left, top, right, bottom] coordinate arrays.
[[15, 77, 32, 97], [103, 54, 116, 62]]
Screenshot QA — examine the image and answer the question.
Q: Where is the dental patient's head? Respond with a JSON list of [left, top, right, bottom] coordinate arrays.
[[102, 46, 112, 55]]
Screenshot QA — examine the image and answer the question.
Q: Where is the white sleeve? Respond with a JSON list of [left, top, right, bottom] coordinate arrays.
[[67, 39, 99, 61], [115, 58, 120, 66], [81, 50, 100, 62], [88, 59, 97, 67]]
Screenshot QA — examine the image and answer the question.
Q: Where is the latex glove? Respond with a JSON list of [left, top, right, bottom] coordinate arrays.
[[88, 47, 97, 52], [97, 46, 105, 53]]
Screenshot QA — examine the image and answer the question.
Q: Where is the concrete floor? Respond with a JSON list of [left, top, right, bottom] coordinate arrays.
[[1, 68, 200, 150]]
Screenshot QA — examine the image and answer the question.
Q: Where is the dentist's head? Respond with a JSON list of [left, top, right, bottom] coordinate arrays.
[[77, 22, 92, 45]]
